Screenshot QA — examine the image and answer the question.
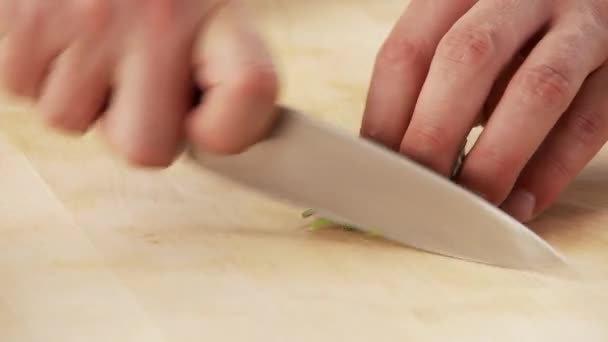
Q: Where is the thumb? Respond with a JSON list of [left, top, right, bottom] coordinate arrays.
[[187, 1, 280, 154]]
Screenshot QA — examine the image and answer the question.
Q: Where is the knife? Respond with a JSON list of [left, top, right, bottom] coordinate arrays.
[[187, 106, 564, 270]]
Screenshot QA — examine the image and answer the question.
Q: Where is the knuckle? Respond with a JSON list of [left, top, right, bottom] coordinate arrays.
[[436, 25, 497, 67], [565, 109, 608, 146], [516, 63, 574, 106], [376, 37, 426, 70]]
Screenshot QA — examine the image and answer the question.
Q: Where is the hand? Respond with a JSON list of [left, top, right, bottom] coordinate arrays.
[[0, 0, 279, 166], [361, 0, 608, 222]]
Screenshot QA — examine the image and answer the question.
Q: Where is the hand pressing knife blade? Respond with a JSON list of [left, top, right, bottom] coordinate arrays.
[[187, 106, 565, 270]]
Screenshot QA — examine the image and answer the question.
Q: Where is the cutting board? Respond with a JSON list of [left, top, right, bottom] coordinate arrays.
[[1, 0, 608, 341]]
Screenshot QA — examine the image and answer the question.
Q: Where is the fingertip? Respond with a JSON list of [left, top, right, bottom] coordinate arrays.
[[39, 109, 91, 136], [37, 89, 97, 136], [359, 124, 400, 151], [100, 113, 181, 168], [112, 137, 177, 168], [122, 150, 175, 169], [500, 188, 536, 223]]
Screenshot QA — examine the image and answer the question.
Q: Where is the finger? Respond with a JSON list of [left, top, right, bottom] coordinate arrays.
[[38, 35, 115, 133], [400, 0, 553, 176], [102, 2, 194, 167], [458, 23, 608, 204], [481, 32, 543, 125], [187, 2, 279, 154], [360, 0, 476, 150], [501, 64, 608, 222], [0, 1, 72, 97]]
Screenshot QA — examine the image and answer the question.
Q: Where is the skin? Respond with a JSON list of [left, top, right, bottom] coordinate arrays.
[[0, 0, 280, 165], [361, 0, 608, 222], [1, 0, 608, 223]]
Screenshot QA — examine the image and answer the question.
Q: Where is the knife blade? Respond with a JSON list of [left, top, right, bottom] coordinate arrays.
[[187, 106, 564, 270]]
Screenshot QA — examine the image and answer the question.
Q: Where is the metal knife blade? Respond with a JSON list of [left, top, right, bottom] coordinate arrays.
[[187, 106, 564, 269]]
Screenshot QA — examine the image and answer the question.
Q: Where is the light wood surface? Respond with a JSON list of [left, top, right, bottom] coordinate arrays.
[[1, 0, 608, 340]]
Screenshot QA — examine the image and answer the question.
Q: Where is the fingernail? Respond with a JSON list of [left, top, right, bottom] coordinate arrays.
[[501, 189, 536, 222]]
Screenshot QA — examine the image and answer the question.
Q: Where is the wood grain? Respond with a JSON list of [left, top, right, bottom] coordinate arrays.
[[0, 0, 607, 340]]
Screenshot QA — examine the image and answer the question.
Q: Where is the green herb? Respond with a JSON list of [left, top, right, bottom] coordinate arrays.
[[301, 208, 315, 218], [309, 218, 333, 230], [302, 209, 381, 237]]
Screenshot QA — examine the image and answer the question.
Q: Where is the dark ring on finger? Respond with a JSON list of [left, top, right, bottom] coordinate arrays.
[[450, 139, 468, 180]]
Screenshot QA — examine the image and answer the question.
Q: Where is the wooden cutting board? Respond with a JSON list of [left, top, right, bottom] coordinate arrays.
[[1, 0, 608, 340]]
